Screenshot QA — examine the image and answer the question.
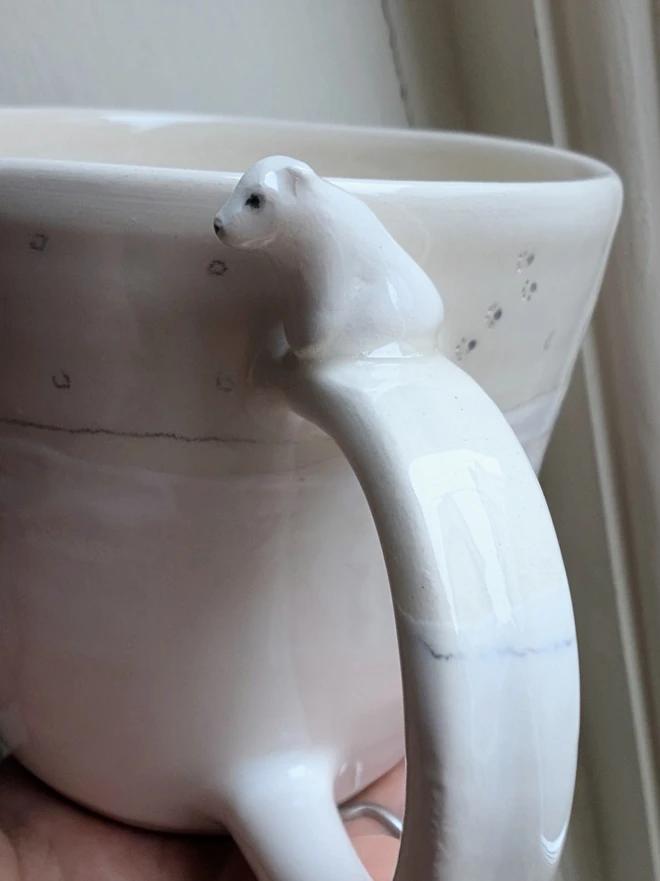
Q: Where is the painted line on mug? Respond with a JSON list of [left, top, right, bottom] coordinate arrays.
[[0, 414, 280, 446]]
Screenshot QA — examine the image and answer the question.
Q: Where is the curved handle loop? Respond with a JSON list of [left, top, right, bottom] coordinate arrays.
[[280, 351, 579, 881]]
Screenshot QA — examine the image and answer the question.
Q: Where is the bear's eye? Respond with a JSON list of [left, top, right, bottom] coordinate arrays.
[[245, 193, 263, 210]]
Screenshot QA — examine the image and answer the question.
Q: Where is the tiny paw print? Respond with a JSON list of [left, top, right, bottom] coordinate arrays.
[[29, 233, 49, 252], [517, 250, 535, 272], [207, 260, 228, 277], [216, 373, 235, 393], [522, 279, 538, 301], [52, 370, 71, 390], [455, 337, 478, 362], [485, 303, 503, 328]]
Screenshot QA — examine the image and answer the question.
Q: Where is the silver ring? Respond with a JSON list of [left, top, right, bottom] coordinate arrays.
[[340, 801, 403, 839]]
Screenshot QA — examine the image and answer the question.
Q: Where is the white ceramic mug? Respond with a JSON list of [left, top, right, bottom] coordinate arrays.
[[0, 110, 621, 881]]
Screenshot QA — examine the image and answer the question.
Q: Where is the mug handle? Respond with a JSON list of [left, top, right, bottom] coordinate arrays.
[[278, 349, 580, 881]]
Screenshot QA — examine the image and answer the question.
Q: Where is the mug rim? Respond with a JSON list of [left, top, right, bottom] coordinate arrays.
[[0, 106, 620, 189]]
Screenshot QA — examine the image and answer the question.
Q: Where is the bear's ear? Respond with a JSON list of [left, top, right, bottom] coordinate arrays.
[[286, 164, 314, 196]]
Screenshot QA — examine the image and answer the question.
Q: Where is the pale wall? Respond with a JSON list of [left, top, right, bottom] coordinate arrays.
[[0, 0, 407, 124]]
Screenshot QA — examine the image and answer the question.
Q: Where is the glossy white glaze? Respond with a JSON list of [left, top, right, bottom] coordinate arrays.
[[286, 354, 579, 881], [0, 112, 622, 881]]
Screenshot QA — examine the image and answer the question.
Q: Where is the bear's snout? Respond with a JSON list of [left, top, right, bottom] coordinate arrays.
[[213, 216, 225, 240]]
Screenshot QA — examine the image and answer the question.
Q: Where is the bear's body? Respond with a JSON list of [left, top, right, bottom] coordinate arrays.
[[215, 156, 444, 359]]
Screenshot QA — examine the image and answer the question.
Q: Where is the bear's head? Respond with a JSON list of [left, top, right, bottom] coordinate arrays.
[[213, 155, 316, 250]]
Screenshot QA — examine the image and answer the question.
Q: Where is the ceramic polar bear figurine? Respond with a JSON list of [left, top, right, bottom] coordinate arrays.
[[214, 155, 444, 360]]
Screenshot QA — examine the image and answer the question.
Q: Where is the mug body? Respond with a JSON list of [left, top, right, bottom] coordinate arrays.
[[0, 110, 621, 829]]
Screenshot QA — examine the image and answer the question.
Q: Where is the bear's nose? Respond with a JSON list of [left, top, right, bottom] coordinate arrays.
[[213, 217, 224, 238]]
